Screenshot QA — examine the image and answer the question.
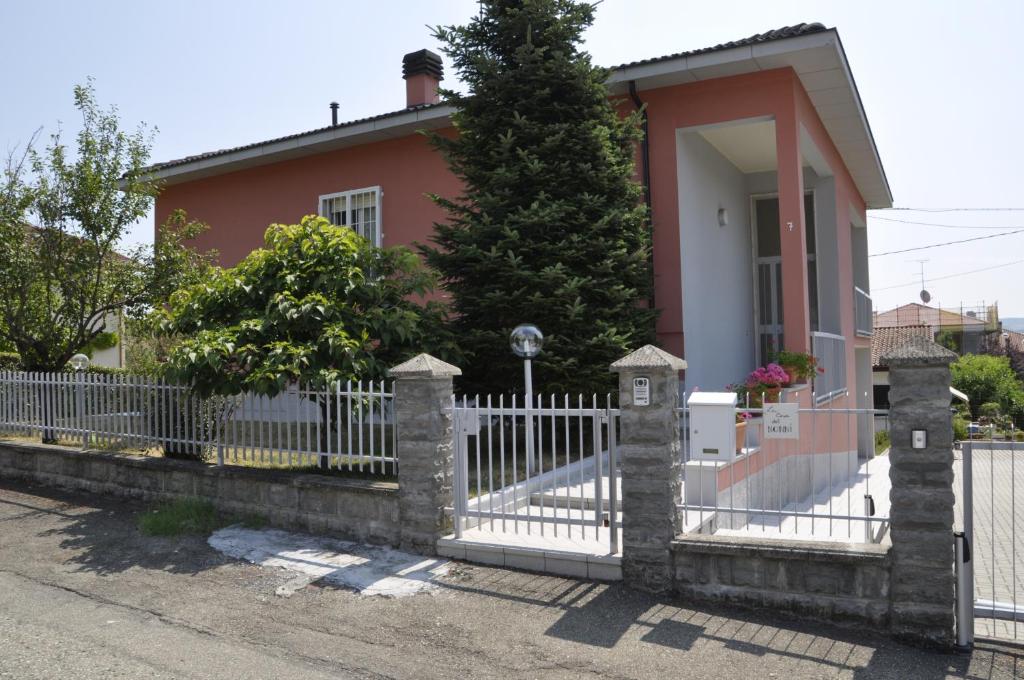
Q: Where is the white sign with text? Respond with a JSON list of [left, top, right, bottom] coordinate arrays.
[[764, 402, 799, 439]]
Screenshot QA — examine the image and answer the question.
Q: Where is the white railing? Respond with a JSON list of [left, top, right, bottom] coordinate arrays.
[[452, 394, 620, 554], [811, 331, 848, 404], [0, 371, 396, 474], [679, 402, 890, 543], [854, 287, 873, 337]]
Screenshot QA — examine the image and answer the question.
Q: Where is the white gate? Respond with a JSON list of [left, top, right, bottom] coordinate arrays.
[[451, 395, 620, 555], [960, 440, 1024, 642]]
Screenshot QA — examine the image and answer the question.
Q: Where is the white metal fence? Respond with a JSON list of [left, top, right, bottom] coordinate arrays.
[[451, 394, 620, 554], [0, 371, 396, 474], [679, 401, 889, 543], [811, 331, 848, 404]]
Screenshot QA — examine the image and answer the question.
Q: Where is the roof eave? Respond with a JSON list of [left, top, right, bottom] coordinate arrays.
[[607, 28, 892, 210], [148, 28, 891, 208], [147, 105, 455, 186]]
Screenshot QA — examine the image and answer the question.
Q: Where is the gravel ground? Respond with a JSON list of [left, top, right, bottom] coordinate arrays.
[[0, 479, 1020, 679]]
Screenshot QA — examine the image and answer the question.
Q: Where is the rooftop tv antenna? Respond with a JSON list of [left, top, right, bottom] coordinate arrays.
[[909, 259, 931, 303]]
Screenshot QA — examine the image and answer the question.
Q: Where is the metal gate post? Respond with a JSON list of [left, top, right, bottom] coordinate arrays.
[[955, 529, 974, 649], [454, 419, 466, 539], [607, 406, 619, 555]]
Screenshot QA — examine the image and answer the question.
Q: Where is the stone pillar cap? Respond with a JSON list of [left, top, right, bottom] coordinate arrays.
[[388, 353, 462, 378], [610, 344, 687, 372], [881, 336, 958, 367]]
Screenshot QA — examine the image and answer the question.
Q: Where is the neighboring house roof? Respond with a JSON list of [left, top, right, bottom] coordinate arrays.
[[874, 303, 987, 329], [871, 325, 932, 368], [1004, 330, 1024, 353], [145, 23, 892, 208]]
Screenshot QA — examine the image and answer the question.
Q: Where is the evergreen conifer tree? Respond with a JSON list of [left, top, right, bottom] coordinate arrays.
[[423, 0, 656, 395]]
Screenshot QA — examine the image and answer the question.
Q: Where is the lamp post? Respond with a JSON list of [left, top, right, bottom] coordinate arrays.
[[70, 353, 90, 448], [510, 324, 544, 475]]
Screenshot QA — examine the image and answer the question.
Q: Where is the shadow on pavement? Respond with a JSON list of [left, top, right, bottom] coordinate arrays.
[[4, 479, 1023, 678], [439, 562, 1021, 679], [0, 479, 229, 577]]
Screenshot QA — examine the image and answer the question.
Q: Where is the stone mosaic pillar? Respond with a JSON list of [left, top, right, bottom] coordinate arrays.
[[390, 353, 460, 555], [611, 345, 686, 593]]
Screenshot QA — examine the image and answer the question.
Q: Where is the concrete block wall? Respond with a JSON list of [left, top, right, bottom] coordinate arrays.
[[671, 535, 891, 628], [0, 441, 401, 545]]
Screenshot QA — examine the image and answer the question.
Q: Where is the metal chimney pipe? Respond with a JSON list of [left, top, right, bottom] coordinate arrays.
[[330, 102, 339, 127]]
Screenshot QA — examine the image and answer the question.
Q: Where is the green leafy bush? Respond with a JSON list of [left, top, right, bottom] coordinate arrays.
[[874, 430, 891, 455], [0, 352, 21, 370], [953, 416, 969, 441], [158, 215, 457, 398], [952, 354, 1024, 427], [979, 402, 1002, 420]]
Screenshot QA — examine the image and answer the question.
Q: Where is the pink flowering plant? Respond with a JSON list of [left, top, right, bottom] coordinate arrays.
[[746, 363, 789, 390]]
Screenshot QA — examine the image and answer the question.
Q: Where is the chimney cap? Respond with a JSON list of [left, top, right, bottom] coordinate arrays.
[[402, 49, 443, 81]]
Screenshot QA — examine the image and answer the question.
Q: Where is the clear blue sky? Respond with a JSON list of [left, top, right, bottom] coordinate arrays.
[[3, 0, 1023, 315]]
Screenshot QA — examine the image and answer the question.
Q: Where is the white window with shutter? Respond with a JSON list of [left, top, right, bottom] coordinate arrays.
[[318, 186, 382, 246]]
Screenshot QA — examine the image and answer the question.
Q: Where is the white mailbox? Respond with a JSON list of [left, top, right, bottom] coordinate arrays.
[[687, 391, 738, 462]]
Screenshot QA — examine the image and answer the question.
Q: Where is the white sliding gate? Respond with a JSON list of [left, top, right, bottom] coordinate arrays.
[[959, 440, 1024, 642], [451, 395, 620, 555]]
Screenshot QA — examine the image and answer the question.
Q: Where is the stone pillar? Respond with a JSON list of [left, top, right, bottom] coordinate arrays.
[[611, 345, 686, 593], [389, 353, 460, 556], [883, 336, 958, 646]]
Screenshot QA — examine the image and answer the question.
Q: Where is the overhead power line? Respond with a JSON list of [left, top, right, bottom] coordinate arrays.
[[869, 207, 1024, 213], [873, 258, 1024, 291], [869, 229, 1024, 257], [869, 215, 1023, 229]]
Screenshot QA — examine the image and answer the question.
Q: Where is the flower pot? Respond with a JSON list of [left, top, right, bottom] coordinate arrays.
[[735, 421, 747, 453], [762, 387, 782, 404], [781, 365, 806, 386]]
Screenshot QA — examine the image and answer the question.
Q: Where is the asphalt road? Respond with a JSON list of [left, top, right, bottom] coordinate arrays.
[[0, 481, 1020, 679]]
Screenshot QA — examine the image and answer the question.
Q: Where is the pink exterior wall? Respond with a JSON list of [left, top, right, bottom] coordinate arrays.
[[639, 68, 811, 359], [155, 67, 868, 412], [716, 387, 856, 492], [794, 81, 867, 409], [155, 132, 461, 268]]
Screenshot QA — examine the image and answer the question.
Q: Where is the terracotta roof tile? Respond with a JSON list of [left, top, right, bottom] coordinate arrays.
[[609, 23, 827, 71], [871, 325, 932, 368]]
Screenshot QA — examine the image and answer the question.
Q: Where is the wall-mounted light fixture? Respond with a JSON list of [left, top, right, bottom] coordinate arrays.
[[717, 207, 729, 228]]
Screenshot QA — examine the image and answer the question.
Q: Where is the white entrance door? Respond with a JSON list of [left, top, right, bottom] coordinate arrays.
[[752, 194, 817, 364]]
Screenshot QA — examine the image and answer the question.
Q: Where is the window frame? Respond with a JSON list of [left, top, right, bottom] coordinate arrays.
[[317, 186, 383, 247]]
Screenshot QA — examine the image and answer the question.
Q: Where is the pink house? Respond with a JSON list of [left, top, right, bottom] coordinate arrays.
[[148, 23, 888, 444]]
